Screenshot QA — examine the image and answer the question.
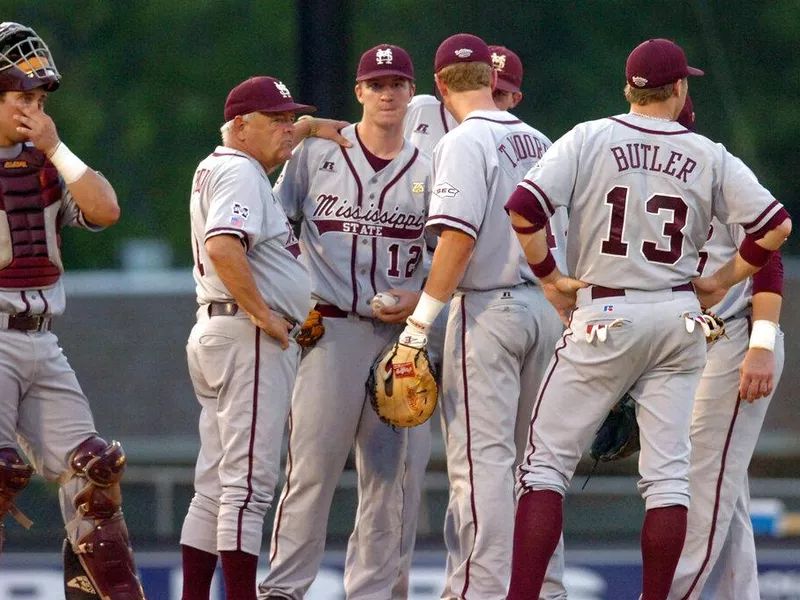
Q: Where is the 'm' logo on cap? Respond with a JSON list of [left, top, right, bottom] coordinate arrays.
[[491, 52, 506, 70], [376, 48, 394, 65], [454, 48, 473, 59], [274, 81, 292, 98], [632, 76, 648, 87]]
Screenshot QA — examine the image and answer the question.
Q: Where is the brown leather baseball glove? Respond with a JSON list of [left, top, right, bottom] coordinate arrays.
[[367, 341, 438, 428], [296, 309, 325, 348]]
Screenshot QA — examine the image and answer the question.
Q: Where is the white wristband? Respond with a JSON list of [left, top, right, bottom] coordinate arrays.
[[407, 291, 446, 331], [749, 320, 778, 352], [48, 142, 89, 184]]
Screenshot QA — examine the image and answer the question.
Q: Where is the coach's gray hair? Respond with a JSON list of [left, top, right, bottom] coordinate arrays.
[[220, 112, 256, 144]]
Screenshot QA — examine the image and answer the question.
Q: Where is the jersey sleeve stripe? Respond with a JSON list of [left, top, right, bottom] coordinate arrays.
[[205, 227, 249, 250], [742, 200, 786, 236], [426, 214, 479, 237], [520, 179, 555, 215], [504, 185, 550, 231]]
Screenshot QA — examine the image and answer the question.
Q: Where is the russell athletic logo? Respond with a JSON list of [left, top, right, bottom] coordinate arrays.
[[311, 193, 424, 239]]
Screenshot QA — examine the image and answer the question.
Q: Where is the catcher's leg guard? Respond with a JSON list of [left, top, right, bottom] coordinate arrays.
[[62, 436, 145, 600], [0, 447, 34, 559]]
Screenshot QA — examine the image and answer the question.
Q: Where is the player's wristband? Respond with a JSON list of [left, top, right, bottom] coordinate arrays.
[[47, 142, 88, 184], [749, 319, 778, 352], [738, 236, 772, 268], [407, 291, 446, 331], [529, 250, 556, 279], [297, 115, 317, 139]]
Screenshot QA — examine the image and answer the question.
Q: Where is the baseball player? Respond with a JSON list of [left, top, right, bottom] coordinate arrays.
[[180, 76, 315, 600], [382, 33, 566, 600], [504, 38, 791, 600], [0, 22, 145, 600], [258, 44, 432, 600], [668, 98, 786, 599]]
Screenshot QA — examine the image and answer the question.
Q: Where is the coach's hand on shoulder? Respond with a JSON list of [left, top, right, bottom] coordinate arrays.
[[541, 271, 588, 326], [739, 347, 774, 403], [373, 289, 421, 323], [692, 274, 728, 310], [250, 310, 293, 350]]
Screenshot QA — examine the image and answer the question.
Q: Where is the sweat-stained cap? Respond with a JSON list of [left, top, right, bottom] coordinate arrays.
[[434, 33, 492, 73], [488, 45, 523, 93], [356, 44, 414, 81], [626, 39, 704, 89], [224, 76, 316, 121]]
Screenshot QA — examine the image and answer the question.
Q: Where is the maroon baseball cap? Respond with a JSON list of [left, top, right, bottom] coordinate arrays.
[[677, 94, 696, 131], [356, 44, 414, 81], [434, 33, 492, 73], [488, 45, 523, 93], [224, 76, 316, 121], [626, 39, 704, 89]]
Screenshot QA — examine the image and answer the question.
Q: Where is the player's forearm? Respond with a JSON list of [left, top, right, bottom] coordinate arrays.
[[65, 170, 120, 226], [751, 292, 781, 325], [509, 211, 549, 266], [206, 236, 272, 321], [424, 228, 475, 302]]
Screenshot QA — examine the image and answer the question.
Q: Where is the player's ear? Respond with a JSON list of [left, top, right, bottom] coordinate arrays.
[[354, 82, 365, 105], [434, 74, 447, 99], [510, 91, 523, 109], [408, 81, 416, 101]]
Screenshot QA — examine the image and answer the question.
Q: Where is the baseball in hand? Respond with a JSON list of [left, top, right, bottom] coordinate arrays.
[[371, 292, 399, 312]]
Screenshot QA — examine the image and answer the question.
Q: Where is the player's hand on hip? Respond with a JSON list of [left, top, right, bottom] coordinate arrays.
[[14, 106, 60, 156], [739, 347, 775, 402], [691, 275, 728, 310], [542, 275, 588, 326], [372, 289, 421, 323], [251, 312, 292, 350]]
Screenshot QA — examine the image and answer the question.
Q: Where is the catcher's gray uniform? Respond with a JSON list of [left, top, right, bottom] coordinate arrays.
[[181, 146, 312, 558], [260, 125, 432, 600], [426, 110, 566, 600], [669, 220, 785, 599]]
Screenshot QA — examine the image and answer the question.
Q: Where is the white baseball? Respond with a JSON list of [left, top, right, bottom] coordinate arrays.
[[371, 292, 399, 312]]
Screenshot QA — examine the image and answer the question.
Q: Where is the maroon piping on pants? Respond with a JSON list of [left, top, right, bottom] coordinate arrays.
[[235, 327, 260, 550], [519, 329, 572, 484], [270, 409, 295, 563], [680, 317, 751, 599], [459, 298, 479, 599]]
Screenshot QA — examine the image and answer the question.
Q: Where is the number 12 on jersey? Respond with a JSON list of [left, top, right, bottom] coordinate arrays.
[[387, 244, 422, 278]]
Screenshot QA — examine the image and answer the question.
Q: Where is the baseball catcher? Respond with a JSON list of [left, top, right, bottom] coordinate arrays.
[[368, 325, 438, 428]]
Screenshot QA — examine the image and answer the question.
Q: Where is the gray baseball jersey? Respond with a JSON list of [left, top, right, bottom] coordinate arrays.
[[427, 109, 564, 289], [275, 125, 430, 315], [517, 114, 784, 287], [261, 125, 433, 600], [403, 94, 458, 158], [189, 146, 312, 323]]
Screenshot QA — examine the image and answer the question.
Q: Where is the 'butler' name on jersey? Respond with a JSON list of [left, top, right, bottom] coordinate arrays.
[[311, 193, 425, 239], [610, 142, 698, 183]]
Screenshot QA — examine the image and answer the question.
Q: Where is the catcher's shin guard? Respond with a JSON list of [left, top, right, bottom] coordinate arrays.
[[0, 447, 34, 559], [62, 436, 145, 600]]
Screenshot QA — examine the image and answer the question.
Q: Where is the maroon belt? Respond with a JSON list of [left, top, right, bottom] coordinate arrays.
[[314, 303, 350, 319], [5, 314, 52, 332], [591, 282, 694, 300]]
